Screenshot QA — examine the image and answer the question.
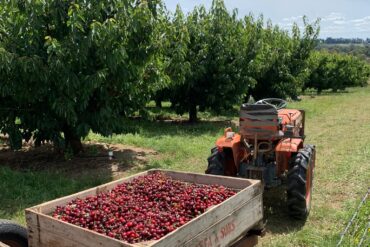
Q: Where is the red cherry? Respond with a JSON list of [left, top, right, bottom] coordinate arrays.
[[52, 172, 235, 243]]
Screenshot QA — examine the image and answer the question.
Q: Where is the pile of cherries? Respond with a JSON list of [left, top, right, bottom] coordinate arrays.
[[52, 172, 236, 243]]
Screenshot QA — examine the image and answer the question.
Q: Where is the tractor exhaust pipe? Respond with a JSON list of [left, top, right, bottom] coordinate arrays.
[[253, 134, 258, 162]]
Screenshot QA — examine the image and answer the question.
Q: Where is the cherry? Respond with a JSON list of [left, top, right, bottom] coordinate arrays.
[[52, 172, 236, 243]]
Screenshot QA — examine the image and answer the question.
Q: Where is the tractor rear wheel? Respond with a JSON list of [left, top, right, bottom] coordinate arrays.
[[287, 145, 315, 220], [205, 147, 224, 175]]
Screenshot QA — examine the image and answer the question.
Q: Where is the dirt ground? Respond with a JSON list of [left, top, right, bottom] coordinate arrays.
[[0, 140, 158, 179]]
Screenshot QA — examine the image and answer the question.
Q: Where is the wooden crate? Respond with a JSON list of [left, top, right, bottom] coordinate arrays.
[[26, 169, 263, 247], [0, 242, 10, 247]]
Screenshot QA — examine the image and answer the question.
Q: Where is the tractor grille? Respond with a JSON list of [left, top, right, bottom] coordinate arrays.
[[245, 166, 264, 180]]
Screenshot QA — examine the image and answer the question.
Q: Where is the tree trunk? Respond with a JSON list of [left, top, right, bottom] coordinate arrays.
[[244, 93, 251, 103], [189, 103, 197, 123], [155, 99, 162, 108], [63, 125, 83, 155]]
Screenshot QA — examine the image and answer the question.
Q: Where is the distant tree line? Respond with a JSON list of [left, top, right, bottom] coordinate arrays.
[[0, 0, 369, 154], [319, 37, 370, 44], [316, 43, 370, 62]]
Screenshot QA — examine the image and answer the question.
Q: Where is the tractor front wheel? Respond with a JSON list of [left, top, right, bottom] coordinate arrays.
[[205, 147, 224, 175], [287, 145, 315, 220]]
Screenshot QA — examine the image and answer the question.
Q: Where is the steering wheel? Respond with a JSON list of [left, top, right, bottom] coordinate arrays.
[[255, 98, 287, 110]]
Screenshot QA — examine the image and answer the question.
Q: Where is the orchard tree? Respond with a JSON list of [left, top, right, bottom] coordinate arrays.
[[0, 0, 161, 153], [169, 0, 256, 122], [305, 51, 370, 93], [153, 5, 190, 108], [248, 17, 320, 100], [304, 52, 332, 93], [167, 4, 209, 122]]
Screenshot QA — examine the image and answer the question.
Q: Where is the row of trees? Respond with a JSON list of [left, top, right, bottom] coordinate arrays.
[[305, 52, 370, 93], [157, 2, 320, 122], [0, 0, 369, 153]]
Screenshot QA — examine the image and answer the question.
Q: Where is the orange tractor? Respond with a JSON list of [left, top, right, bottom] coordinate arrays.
[[206, 98, 316, 219]]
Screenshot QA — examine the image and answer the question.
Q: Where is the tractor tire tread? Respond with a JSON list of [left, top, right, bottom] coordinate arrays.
[[287, 172, 306, 186], [205, 149, 224, 175], [286, 145, 315, 220], [0, 219, 28, 247], [288, 189, 306, 201]]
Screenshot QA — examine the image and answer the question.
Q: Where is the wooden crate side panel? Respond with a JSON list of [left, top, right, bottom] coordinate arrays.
[[151, 183, 262, 247], [27, 211, 134, 247], [26, 210, 41, 247], [184, 195, 263, 247], [160, 170, 256, 189], [27, 228, 91, 247]]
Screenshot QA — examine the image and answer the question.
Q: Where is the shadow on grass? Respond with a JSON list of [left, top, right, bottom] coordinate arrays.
[[145, 104, 241, 121], [0, 143, 159, 221], [263, 187, 306, 234], [0, 143, 156, 175], [118, 118, 238, 139], [301, 89, 351, 96]]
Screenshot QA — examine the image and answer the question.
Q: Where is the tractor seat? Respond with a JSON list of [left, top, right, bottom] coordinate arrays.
[[239, 103, 281, 140]]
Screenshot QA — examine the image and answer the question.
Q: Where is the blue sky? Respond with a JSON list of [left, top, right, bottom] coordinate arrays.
[[163, 0, 370, 39]]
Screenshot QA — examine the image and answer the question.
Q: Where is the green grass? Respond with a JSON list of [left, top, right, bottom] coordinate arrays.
[[1, 87, 370, 246], [0, 167, 107, 225], [86, 120, 229, 173], [338, 190, 369, 246]]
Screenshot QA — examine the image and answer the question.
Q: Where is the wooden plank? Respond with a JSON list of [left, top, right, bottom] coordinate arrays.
[[26, 210, 41, 247], [183, 195, 263, 247], [240, 113, 278, 120], [26, 170, 263, 247], [27, 211, 134, 247], [240, 108, 277, 114], [240, 119, 278, 127], [160, 170, 257, 189]]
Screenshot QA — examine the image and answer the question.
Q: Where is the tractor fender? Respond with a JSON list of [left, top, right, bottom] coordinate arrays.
[[275, 138, 304, 174], [215, 133, 244, 174], [275, 138, 304, 153]]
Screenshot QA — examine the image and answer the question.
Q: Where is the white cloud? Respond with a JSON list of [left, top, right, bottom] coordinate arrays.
[[279, 15, 303, 32], [350, 16, 370, 23], [333, 20, 346, 25], [321, 25, 343, 33], [349, 16, 370, 30], [282, 15, 303, 22], [354, 22, 367, 27], [279, 12, 370, 37], [356, 28, 370, 32], [322, 12, 345, 22], [279, 22, 294, 28]]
